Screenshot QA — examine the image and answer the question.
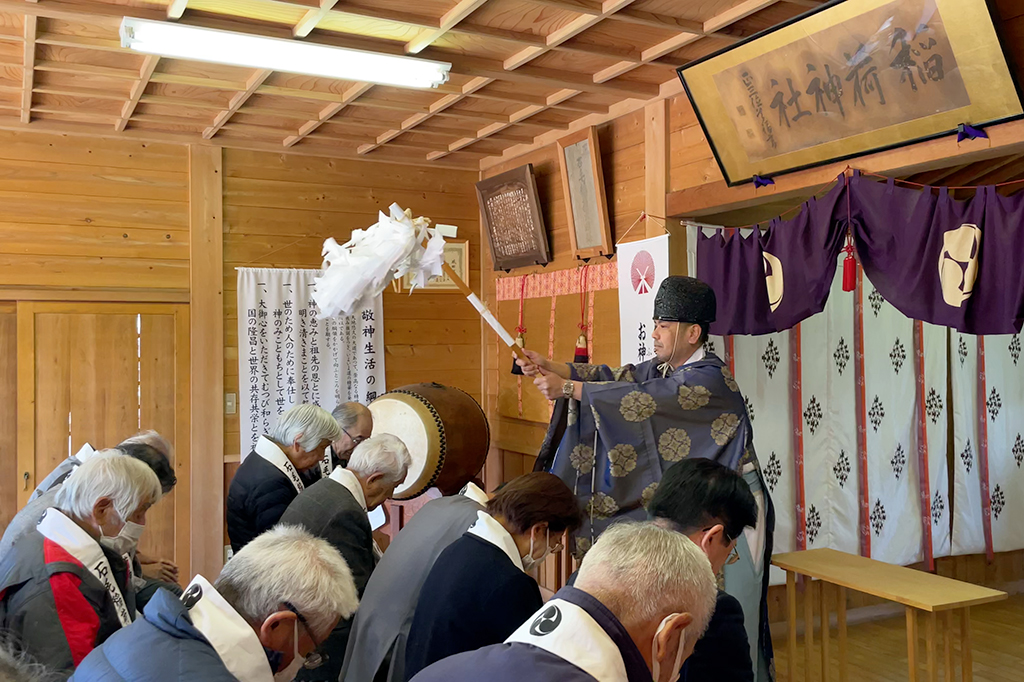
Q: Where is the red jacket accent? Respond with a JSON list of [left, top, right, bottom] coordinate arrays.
[[44, 538, 101, 665]]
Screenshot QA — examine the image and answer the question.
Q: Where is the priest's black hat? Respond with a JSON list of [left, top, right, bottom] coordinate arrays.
[[653, 276, 716, 324]]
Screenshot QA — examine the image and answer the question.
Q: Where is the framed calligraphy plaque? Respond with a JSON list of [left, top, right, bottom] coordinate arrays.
[[677, 0, 1023, 186], [401, 239, 469, 291], [476, 164, 551, 271], [556, 127, 613, 261]]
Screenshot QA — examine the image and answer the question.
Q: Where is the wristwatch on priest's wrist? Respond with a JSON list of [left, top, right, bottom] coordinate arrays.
[[562, 380, 574, 399]]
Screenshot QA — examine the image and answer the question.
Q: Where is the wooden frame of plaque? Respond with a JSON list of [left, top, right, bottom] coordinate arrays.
[[556, 126, 613, 261], [476, 164, 551, 272]]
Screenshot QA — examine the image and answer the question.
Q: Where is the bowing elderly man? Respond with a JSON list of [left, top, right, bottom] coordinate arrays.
[[280, 434, 412, 682], [227, 404, 342, 553], [517, 276, 775, 682]]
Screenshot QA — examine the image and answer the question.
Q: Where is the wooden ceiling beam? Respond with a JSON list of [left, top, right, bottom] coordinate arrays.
[[503, 0, 637, 70], [524, 0, 603, 15], [591, 0, 778, 85], [612, 9, 704, 33], [167, 0, 188, 20], [357, 75, 492, 154], [115, 54, 159, 132], [972, 156, 1024, 185], [294, 0, 341, 37], [429, 87, 578, 159], [204, 68, 272, 139], [20, 15, 35, 124], [11, 0, 656, 97], [406, 0, 492, 54], [703, 0, 779, 34], [283, 81, 374, 147], [594, 30, 699, 82], [32, 85, 123, 101], [0, 116, 482, 169]]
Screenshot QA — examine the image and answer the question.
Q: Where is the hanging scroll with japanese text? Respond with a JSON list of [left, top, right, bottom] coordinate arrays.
[[678, 0, 1023, 185], [237, 268, 385, 455]]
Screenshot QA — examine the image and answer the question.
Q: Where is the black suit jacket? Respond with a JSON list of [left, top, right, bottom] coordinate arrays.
[[403, 534, 543, 682], [226, 452, 303, 553], [280, 477, 376, 682], [683, 590, 753, 682]]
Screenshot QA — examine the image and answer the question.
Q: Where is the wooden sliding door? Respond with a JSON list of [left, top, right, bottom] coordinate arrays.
[[15, 302, 190, 575]]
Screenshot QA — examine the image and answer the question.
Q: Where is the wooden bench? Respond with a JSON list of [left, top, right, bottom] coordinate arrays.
[[772, 548, 1007, 682]]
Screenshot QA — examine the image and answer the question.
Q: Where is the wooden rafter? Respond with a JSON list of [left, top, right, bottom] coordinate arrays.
[[204, 69, 272, 139], [357, 76, 492, 154], [166, 0, 188, 20], [114, 54, 159, 132], [429, 88, 579, 160], [284, 82, 374, 147], [20, 15, 36, 125], [594, 31, 698, 83], [593, 0, 782, 84], [294, 0, 341, 38], [703, 0, 778, 34], [406, 0, 491, 53], [611, 9, 703, 33], [503, 0, 637, 70]]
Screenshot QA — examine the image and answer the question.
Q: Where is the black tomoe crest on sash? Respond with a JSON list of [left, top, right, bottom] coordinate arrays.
[[529, 604, 562, 636], [181, 583, 203, 608]]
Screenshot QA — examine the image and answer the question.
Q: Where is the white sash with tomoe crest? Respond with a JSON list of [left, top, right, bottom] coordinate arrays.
[[506, 598, 627, 682], [36, 508, 133, 627], [254, 436, 304, 494]]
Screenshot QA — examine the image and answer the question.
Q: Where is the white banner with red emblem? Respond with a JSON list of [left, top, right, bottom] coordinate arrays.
[[617, 234, 670, 366]]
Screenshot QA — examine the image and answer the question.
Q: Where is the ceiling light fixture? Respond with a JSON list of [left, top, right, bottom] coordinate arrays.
[[119, 18, 451, 89]]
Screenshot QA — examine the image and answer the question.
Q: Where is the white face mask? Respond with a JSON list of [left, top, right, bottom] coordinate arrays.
[[100, 519, 145, 557], [520, 528, 551, 573], [651, 613, 688, 682], [273, 621, 306, 682]]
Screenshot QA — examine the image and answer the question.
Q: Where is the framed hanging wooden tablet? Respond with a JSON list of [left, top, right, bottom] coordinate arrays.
[[476, 164, 551, 271], [677, 0, 1024, 185], [556, 127, 613, 260]]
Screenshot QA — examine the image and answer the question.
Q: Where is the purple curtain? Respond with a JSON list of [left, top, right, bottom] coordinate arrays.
[[697, 176, 847, 335], [849, 174, 1024, 335]]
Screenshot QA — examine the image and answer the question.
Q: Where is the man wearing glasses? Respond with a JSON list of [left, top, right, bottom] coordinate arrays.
[[326, 403, 374, 474], [647, 458, 759, 682]]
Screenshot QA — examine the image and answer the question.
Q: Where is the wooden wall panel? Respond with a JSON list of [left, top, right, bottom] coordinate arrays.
[[139, 313, 179, 564], [480, 110, 643, 485], [0, 306, 16, 528], [0, 131, 189, 294], [221, 148, 482, 467]]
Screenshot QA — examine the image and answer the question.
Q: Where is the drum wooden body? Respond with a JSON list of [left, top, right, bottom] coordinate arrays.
[[369, 383, 490, 500]]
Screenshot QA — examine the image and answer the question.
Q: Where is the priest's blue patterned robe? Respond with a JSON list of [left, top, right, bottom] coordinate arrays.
[[546, 351, 776, 682]]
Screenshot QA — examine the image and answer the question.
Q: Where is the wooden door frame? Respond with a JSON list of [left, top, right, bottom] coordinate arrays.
[[15, 301, 193, 578]]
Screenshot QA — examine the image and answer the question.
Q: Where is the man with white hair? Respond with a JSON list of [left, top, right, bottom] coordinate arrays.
[[0, 452, 162, 676], [227, 404, 342, 552], [281, 434, 411, 682], [410, 522, 717, 682], [72, 525, 359, 682], [325, 402, 374, 474]]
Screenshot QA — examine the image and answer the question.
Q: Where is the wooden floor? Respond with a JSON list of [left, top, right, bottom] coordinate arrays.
[[773, 594, 1024, 682]]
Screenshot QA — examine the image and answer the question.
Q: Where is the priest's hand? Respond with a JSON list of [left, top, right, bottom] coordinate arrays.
[[534, 372, 565, 401], [516, 349, 571, 380], [516, 349, 546, 376]]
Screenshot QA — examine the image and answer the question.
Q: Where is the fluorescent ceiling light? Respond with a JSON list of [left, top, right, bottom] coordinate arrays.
[[120, 17, 451, 89]]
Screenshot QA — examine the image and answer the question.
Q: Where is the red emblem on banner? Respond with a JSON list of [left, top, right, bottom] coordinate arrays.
[[631, 250, 655, 294]]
